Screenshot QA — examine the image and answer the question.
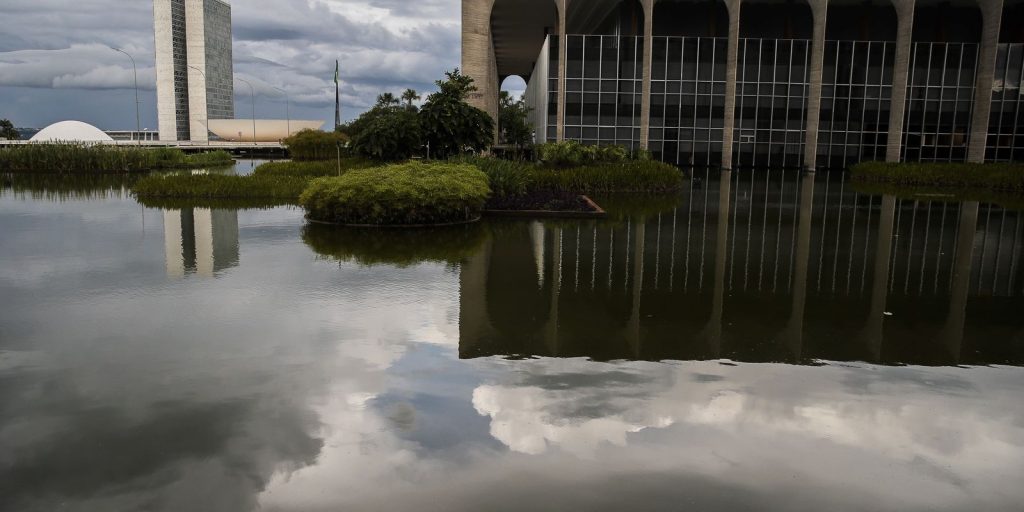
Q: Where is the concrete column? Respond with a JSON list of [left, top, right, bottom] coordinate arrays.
[[556, 0, 570, 141], [722, 0, 742, 170], [861, 195, 897, 360], [627, 219, 646, 357], [941, 201, 979, 362], [457, 232, 494, 359], [702, 170, 733, 358], [545, 226, 563, 355], [640, 0, 656, 150], [154, 0, 178, 141], [462, 0, 498, 123], [886, 0, 915, 162], [803, 0, 829, 172], [185, 0, 210, 143], [782, 172, 816, 358], [967, 0, 1004, 163], [164, 209, 185, 278]]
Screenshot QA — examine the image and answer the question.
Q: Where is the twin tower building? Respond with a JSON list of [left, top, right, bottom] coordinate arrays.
[[153, 0, 234, 142]]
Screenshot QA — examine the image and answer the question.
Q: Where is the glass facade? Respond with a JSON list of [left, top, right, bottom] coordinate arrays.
[[171, 0, 191, 141], [988, 43, 1024, 162], [548, 35, 643, 148], [530, 35, 1024, 169], [203, 0, 234, 121], [901, 42, 977, 163], [735, 38, 809, 169], [819, 40, 893, 169]]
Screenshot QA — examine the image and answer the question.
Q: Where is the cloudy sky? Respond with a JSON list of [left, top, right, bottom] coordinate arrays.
[[0, 0, 524, 130]]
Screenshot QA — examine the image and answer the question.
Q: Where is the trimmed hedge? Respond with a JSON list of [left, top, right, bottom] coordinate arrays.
[[299, 161, 491, 226], [302, 223, 486, 267], [0, 144, 233, 173], [850, 161, 1024, 191]]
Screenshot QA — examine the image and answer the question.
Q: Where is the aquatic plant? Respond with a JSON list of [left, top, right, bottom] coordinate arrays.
[[850, 161, 1024, 191], [130, 158, 377, 204], [251, 159, 374, 178], [133, 174, 309, 200], [299, 161, 491, 226], [0, 144, 233, 173], [461, 156, 684, 196]]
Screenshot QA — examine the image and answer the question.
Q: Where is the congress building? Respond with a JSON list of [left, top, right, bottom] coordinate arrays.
[[154, 0, 235, 142], [463, 0, 1024, 170]]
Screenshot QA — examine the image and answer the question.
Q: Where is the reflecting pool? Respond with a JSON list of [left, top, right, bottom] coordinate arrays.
[[1, 168, 1023, 512]]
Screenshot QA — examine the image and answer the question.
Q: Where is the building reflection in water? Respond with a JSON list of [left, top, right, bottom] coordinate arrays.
[[163, 208, 239, 278], [460, 171, 1024, 366]]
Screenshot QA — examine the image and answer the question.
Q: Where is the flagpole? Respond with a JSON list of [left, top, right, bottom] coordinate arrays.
[[334, 59, 341, 131]]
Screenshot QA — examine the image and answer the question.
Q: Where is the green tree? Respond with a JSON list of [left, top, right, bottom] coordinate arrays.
[[376, 93, 400, 108], [350, 106, 422, 161], [401, 89, 421, 109], [418, 69, 495, 159], [282, 129, 349, 161], [0, 119, 19, 140], [498, 91, 532, 157]]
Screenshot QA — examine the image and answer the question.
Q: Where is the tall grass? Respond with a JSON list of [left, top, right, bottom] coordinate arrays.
[[133, 174, 309, 200], [461, 156, 684, 195], [2, 173, 140, 201], [850, 161, 1024, 191], [0, 144, 234, 173], [131, 159, 374, 203], [252, 158, 374, 178]]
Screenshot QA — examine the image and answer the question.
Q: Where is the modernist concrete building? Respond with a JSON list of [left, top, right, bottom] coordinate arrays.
[[154, 0, 235, 142], [465, 0, 1024, 169], [164, 207, 239, 278]]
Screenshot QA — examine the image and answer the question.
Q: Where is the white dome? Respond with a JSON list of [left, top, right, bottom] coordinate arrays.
[[30, 121, 114, 143]]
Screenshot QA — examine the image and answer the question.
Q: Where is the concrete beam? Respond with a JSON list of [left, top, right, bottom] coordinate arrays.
[[462, 0, 498, 122], [967, 0, 1004, 163], [556, 0, 569, 141], [803, 0, 828, 172], [640, 0, 655, 150], [885, 0, 915, 162], [721, 0, 741, 170]]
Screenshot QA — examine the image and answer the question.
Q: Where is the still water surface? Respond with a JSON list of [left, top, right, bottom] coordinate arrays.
[[1, 166, 1023, 511]]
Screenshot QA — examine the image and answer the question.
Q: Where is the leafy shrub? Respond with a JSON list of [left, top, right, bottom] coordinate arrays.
[[419, 69, 494, 159], [350, 107, 422, 161], [0, 144, 232, 173], [282, 129, 350, 161], [536, 141, 629, 168], [299, 161, 491, 225], [302, 223, 486, 267], [850, 161, 1024, 191]]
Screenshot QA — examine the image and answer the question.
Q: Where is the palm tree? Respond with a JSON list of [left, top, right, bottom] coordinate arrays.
[[376, 92, 399, 107], [401, 88, 421, 108]]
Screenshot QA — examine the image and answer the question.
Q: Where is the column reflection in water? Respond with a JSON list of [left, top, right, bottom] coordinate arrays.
[[162, 208, 239, 278], [459, 171, 1024, 366]]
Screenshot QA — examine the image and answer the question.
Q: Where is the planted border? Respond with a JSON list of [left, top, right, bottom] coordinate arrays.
[[850, 161, 1024, 191]]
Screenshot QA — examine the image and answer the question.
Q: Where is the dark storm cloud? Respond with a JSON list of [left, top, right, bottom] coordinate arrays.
[[0, 0, 463, 127]]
